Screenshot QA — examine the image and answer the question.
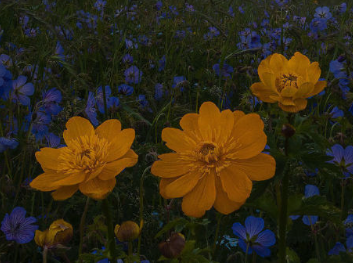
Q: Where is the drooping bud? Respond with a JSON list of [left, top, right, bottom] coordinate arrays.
[[281, 123, 295, 138], [114, 221, 141, 242], [158, 232, 185, 259], [49, 219, 73, 245]]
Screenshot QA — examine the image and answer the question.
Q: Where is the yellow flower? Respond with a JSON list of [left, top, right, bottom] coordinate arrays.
[[30, 117, 138, 200], [151, 102, 276, 217], [34, 219, 73, 248], [250, 52, 327, 112]]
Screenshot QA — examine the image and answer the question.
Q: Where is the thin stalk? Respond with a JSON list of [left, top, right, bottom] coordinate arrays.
[[78, 197, 90, 258], [340, 180, 345, 220], [102, 199, 117, 262], [278, 136, 290, 263], [314, 230, 321, 262], [43, 247, 48, 263], [212, 214, 222, 254], [244, 243, 250, 263], [128, 241, 133, 263]]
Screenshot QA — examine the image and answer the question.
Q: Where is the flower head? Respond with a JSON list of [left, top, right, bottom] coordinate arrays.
[[34, 219, 73, 248], [327, 144, 353, 178], [151, 102, 276, 217], [250, 52, 326, 112], [30, 117, 138, 200], [232, 216, 276, 257], [114, 221, 142, 242], [1, 207, 38, 244]]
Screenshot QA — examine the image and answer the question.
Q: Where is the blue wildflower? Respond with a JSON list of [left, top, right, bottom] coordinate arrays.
[[0, 63, 12, 100], [118, 84, 134, 96], [327, 144, 353, 177], [329, 106, 344, 119], [0, 207, 38, 244], [41, 88, 62, 115], [0, 137, 19, 152], [328, 242, 346, 255], [309, 18, 327, 33], [96, 85, 112, 114], [122, 54, 133, 64], [11, 76, 34, 106], [213, 63, 234, 78], [158, 55, 166, 72], [85, 92, 99, 126], [124, 66, 142, 84], [314, 6, 332, 20], [172, 76, 187, 90], [154, 83, 163, 100], [232, 216, 276, 257]]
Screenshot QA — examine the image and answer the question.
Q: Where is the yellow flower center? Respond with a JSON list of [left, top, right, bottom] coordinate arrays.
[[58, 133, 110, 175], [276, 73, 298, 92]]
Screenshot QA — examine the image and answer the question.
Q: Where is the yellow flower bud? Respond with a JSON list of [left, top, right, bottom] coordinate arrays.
[[114, 221, 140, 242], [49, 219, 73, 245]]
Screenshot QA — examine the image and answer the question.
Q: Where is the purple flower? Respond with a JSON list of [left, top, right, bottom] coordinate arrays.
[[124, 66, 142, 84], [1, 207, 38, 244], [327, 144, 353, 177], [0, 63, 12, 100], [309, 18, 327, 33], [232, 216, 276, 257], [155, 1, 162, 11], [45, 133, 62, 148], [330, 106, 344, 119], [41, 88, 62, 115], [122, 54, 133, 64], [96, 85, 112, 113], [213, 63, 234, 78], [11, 76, 34, 106], [172, 76, 187, 90]]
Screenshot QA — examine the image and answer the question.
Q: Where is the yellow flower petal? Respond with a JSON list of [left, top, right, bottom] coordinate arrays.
[[220, 165, 252, 203], [217, 109, 234, 145], [179, 113, 202, 142], [163, 171, 200, 198], [51, 185, 78, 200], [52, 172, 86, 187], [233, 153, 276, 181], [35, 148, 65, 172], [250, 82, 278, 102], [105, 128, 135, 162], [63, 116, 94, 147], [307, 80, 327, 97], [79, 177, 116, 200], [213, 177, 245, 215], [197, 101, 221, 141], [181, 172, 216, 218], [159, 178, 175, 199], [295, 82, 314, 99], [98, 149, 138, 180], [307, 62, 321, 84], [151, 153, 193, 178], [279, 98, 307, 112], [270, 53, 288, 73], [281, 86, 297, 97], [30, 172, 70, 191], [95, 119, 122, 141], [162, 128, 197, 152]]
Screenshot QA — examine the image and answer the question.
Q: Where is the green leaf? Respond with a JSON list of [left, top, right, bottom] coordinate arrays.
[[286, 248, 301, 263], [154, 218, 189, 239], [245, 194, 278, 222]]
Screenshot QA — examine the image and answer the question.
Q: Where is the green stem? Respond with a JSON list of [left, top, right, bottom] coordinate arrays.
[[212, 214, 222, 254], [314, 230, 321, 262], [278, 137, 290, 263], [102, 199, 117, 262], [43, 247, 48, 263], [245, 243, 249, 263], [128, 241, 133, 263], [340, 180, 345, 220], [78, 197, 90, 259]]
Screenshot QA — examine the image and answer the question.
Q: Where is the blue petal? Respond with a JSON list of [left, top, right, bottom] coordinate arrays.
[[344, 146, 353, 167], [304, 185, 320, 198], [344, 215, 353, 225], [328, 242, 346, 255], [347, 235, 353, 250], [245, 216, 264, 239], [232, 222, 247, 240], [238, 239, 253, 254], [329, 144, 344, 164], [302, 216, 318, 226], [255, 229, 276, 247], [252, 244, 271, 257], [289, 215, 300, 220]]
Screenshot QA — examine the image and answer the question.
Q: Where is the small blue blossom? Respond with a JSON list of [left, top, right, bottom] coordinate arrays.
[[232, 216, 276, 257], [1, 207, 38, 244], [11, 76, 34, 106], [118, 84, 134, 96], [314, 6, 332, 20], [154, 83, 163, 100], [124, 66, 142, 84], [85, 92, 98, 126], [328, 242, 346, 255], [0, 137, 19, 152], [327, 144, 353, 178]]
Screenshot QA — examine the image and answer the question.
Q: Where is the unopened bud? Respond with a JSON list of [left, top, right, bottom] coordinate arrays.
[[281, 123, 295, 138], [158, 233, 185, 259], [114, 221, 140, 242], [50, 219, 73, 245]]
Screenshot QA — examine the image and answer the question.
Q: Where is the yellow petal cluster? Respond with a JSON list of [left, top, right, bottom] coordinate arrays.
[[34, 219, 73, 248], [30, 117, 138, 200], [151, 102, 276, 217], [250, 52, 327, 112]]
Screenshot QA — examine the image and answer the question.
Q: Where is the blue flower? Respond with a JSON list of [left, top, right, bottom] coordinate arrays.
[[158, 55, 166, 72], [124, 66, 142, 84], [314, 6, 332, 20], [172, 76, 187, 90], [329, 106, 344, 119], [45, 133, 62, 148], [31, 111, 51, 140], [0, 207, 38, 244], [327, 144, 353, 177], [122, 54, 133, 64], [85, 92, 99, 126], [41, 88, 63, 115], [232, 216, 276, 257], [0, 137, 19, 152], [213, 63, 234, 78], [11, 75, 34, 106], [0, 63, 13, 100], [154, 83, 163, 100], [96, 85, 112, 114], [309, 18, 327, 33], [328, 242, 346, 255], [118, 84, 134, 96]]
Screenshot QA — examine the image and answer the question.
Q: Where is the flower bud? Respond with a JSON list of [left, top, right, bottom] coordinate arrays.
[[114, 221, 140, 242], [158, 233, 185, 259], [49, 219, 73, 245], [281, 123, 295, 138]]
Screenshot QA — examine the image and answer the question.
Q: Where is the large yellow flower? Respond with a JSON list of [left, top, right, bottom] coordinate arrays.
[[30, 117, 138, 200], [250, 52, 327, 112], [151, 102, 276, 217]]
